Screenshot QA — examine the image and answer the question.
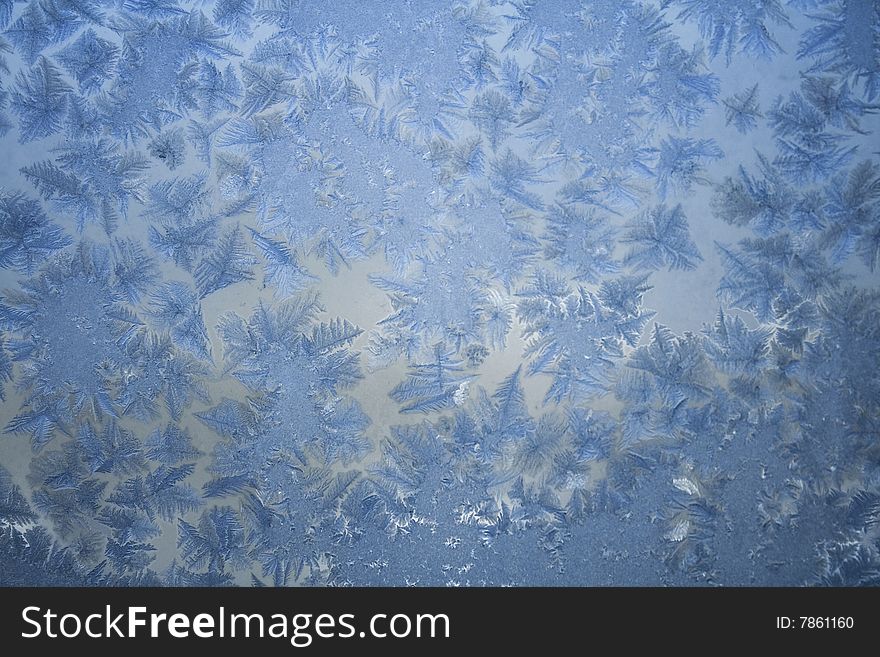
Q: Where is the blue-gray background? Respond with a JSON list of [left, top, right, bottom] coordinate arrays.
[[0, 0, 878, 585]]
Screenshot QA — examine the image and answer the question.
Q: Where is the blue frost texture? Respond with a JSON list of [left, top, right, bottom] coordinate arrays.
[[0, 0, 877, 588]]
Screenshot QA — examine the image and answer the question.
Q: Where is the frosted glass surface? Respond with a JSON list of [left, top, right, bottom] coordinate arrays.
[[0, 0, 878, 586]]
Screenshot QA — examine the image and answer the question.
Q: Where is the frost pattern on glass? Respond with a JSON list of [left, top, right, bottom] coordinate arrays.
[[0, 0, 878, 587]]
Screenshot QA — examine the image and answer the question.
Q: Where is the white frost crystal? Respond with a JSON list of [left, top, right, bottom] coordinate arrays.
[[665, 519, 690, 542], [673, 477, 700, 496]]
